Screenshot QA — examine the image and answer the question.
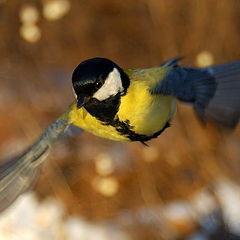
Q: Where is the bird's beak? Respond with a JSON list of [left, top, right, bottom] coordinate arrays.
[[77, 96, 90, 109]]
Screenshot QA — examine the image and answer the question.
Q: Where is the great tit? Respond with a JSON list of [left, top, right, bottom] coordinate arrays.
[[69, 57, 240, 143], [0, 57, 239, 212]]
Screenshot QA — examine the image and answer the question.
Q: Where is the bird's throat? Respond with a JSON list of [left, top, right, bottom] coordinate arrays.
[[84, 94, 121, 123]]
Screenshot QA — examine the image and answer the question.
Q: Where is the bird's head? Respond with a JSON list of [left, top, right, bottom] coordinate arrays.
[[72, 58, 130, 109]]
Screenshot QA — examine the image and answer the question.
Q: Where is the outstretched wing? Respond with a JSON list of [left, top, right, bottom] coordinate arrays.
[[151, 60, 240, 128], [0, 103, 76, 212]]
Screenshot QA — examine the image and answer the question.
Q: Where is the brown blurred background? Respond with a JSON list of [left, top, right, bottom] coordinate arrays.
[[1, 0, 240, 239]]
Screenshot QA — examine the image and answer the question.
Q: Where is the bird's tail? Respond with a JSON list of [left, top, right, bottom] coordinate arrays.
[[197, 62, 240, 128], [0, 104, 73, 212]]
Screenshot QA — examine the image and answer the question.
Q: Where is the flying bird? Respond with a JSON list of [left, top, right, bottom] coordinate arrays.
[[0, 57, 239, 212]]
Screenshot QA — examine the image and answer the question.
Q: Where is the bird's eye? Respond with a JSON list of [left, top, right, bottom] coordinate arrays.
[[95, 81, 103, 89]]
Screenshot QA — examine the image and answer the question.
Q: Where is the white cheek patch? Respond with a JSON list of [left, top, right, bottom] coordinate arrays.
[[93, 68, 123, 101], [72, 86, 77, 98]]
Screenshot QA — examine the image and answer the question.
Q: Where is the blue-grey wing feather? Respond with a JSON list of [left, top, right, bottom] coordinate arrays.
[[0, 115, 71, 212], [151, 60, 240, 128]]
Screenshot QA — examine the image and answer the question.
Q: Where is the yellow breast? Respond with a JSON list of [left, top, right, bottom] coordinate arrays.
[[117, 79, 176, 136], [69, 104, 129, 141]]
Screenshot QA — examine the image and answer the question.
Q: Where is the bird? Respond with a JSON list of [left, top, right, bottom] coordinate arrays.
[[70, 57, 240, 142], [0, 57, 239, 212]]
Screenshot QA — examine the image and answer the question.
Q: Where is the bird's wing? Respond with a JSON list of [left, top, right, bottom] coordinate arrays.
[[160, 57, 184, 67], [0, 102, 77, 212], [151, 61, 240, 128], [0, 157, 42, 212]]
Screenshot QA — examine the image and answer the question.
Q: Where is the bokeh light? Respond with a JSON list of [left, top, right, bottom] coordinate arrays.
[[92, 176, 119, 197], [43, 0, 71, 21], [196, 51, 214, 67], [19, 24, 41, 43], [19, 5, 39, 24], [95, 153, 115, 176]]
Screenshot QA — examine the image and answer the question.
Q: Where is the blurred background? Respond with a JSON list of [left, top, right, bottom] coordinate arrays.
[[0, 0, 240, 239]]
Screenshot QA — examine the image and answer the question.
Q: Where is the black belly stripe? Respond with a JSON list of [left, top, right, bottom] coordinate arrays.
[[107, 117, 170, 143]]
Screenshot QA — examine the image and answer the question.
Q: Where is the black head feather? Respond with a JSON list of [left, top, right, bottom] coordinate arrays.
[[72, 57, 129, 97]]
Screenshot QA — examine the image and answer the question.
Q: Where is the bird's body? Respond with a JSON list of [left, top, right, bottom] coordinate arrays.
[[70, 57, 240, 143], [69, 67, 176, 142]]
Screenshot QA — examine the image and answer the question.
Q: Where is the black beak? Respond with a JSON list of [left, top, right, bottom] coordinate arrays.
[[77, 96, 90, 109]]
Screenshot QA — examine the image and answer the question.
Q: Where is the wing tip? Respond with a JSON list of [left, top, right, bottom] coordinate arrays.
[[161, 57, 185, 67]]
